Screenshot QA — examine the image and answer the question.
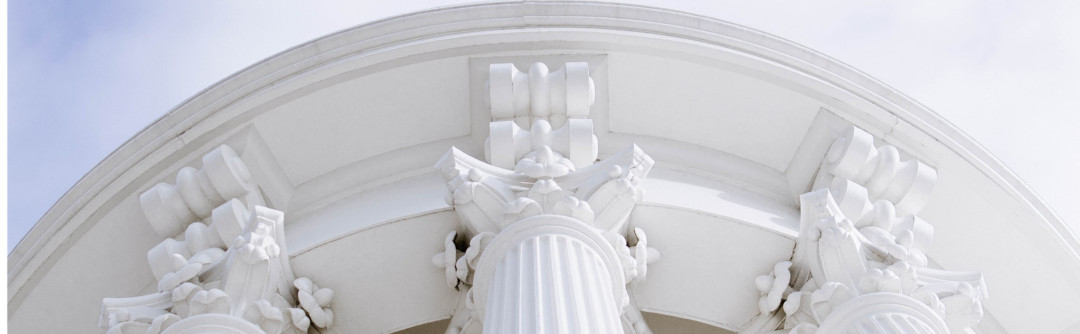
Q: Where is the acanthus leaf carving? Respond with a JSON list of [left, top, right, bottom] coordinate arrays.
[[433, 231, 463, 288], [295, 277, 335, 329], [437, 62, 658, 334], [756, 261, 793, 314], [744, 126, 986, 334], [102, 144, 335, 334]]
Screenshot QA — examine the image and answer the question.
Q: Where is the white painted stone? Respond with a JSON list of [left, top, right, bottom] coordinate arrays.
[[478, 216, 626, 333], [101, 145, 335, 334], [439, 61, 656, 334], [15, 2, 1077, 334], [743, 127, 986, 334]]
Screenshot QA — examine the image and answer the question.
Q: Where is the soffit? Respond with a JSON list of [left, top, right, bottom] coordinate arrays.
[[254, 57, 471, 185], [608, 52, 820, 172]]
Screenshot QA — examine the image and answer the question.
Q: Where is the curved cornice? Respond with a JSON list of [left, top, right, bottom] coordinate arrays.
[[10, 1, 1076, 321]]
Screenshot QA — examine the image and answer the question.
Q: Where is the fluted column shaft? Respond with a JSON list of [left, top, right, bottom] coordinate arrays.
[[816, 293, 948, 334], [472, 215, 627, 334]]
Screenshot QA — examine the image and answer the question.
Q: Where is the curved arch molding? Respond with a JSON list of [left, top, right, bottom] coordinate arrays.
[[10, 2, 1079, 333]]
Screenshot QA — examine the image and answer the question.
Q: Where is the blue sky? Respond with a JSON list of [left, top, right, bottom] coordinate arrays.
[[9, 0, 1080, 251]]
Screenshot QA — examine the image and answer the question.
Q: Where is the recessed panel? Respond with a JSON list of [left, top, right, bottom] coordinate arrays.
[[289, 211, 462, 333], [630, 205, 795, 330], [608, 53, 820, 171], [256, 57, 470, 185]]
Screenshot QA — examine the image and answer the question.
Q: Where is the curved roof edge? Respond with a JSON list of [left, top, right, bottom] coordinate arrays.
[[11, 0, 1077, 298]]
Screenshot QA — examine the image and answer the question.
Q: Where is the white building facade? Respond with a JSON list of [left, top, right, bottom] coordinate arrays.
[[9, 2, 1080, 333]]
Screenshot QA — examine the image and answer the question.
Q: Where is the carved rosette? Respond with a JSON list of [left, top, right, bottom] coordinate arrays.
[[101, 145, 334, 334], [435, 62, 660, 334], [743, 126, 987, 334]]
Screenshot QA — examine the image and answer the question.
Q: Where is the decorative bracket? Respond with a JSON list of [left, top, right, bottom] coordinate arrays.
[[101, 145, 335, 334], [744, 126, 987, 334], [436, 62, 659, 334]]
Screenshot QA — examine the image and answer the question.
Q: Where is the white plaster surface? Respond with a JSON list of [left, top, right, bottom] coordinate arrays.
[[630, 205, 796, 330], [256, 57, 470, 185], [609, 53, 821, 171], [9, 3, 1077, 334], [641, 168, 801, 237], [284, 172, 450, 254], [289, 211, 462, 333]]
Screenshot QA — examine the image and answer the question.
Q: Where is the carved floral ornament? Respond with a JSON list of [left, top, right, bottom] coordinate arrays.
[[433, 62, 660, 333], [744, 126, 988, 334], [101, 62, 985, 334], [101, 146, 333, 334]]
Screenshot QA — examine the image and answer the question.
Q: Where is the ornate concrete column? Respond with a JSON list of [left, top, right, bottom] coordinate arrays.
[[434, 62, 659, 334]]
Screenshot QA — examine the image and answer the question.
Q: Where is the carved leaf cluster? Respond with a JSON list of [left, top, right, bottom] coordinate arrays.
[[101, 145, 335, 334], [744, 127, 986, 334]]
